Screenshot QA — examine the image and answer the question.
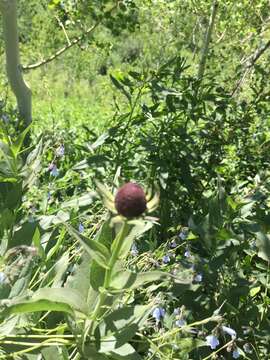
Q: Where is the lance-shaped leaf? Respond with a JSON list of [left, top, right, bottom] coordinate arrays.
[[1, 288, 88, 318], [110, 270, 170, 292], [63, 223, 110, 269], [98, 305, 152, 353]]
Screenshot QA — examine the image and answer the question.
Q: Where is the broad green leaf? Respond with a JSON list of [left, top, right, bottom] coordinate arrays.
[[256, 231, 270, 261], [11, 221, 38, 248], [109, 343, 142, 360], [2, 299, 74, 318], [61, 192, 96, 209], [2, 288, 88, 318], [119, 220, 153, 259], [63, 223, 110, 269], [178, 338, 206, 355], [65, 252, 92, 301], [11, 125, 31, 158], [41, 346, 69, 360], [110, 270, 169, 292], [52, 253, 70, 287], [32, 227, 45, 259], [88, 132, 110, 151], [98, 305, 151, 353]]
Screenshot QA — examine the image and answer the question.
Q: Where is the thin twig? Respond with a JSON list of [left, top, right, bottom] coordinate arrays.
[[22, 2, 119, 71], [231, 39, 270, 96], [22, 22, 99, 71], [55, 15, 71, 45]]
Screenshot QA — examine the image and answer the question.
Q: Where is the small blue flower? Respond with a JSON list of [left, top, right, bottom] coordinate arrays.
[[222, 325, 237, 339], [50, 164, 59, 177], [179, 229, 188, 240], [184, 250, 191, 258], [162, 254, 170, 264], [0, 272, 6, 284], [78, 223, 84, 233], [206, 335, 219, 350], [152, 307, 165, 322], [130, 243, 138, 256], [194, 273, 203, 283], [169, 240, 177, 249], [56, 144, 65, 157], [175, 319, 186, 327], [173, 307, 180, 315], [232, 348, 240, 359]]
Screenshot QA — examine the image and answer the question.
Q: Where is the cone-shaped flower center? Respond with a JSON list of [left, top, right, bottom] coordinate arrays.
[[115, 182, 147, 218]]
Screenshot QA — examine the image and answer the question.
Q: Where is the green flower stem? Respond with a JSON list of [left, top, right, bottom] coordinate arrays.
[[104, 221, 129, 288], [86, 221, 129, 339]]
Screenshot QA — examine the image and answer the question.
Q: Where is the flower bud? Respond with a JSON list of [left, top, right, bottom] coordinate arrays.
[[115, 182, 147, 218]]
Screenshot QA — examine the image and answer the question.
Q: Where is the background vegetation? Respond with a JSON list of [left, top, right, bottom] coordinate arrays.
[[1, 0, 270, 359]]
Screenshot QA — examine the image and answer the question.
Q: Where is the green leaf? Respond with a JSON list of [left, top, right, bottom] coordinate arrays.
[[64, 223, 111, 269], [119, 220, 153, 259], [11, 221, 38, 248], [110, 75, 131, 102], [88, 132, 110, 151], [2, 288, 88, 318], [98, 305, 151, 353], [256, 231, 270, 261], [109, 344, 142, 360], [178, 338, 206, 355], [32, 227, 45, 259], [65, 252, 92, 301], [110, 270, 169, 292], [11, 125, 31, 158], [61, 192, 96, 209], [250, 286, 261, 297]]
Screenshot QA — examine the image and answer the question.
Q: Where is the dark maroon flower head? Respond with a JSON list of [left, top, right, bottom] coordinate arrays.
[[115, 182, 147, 218]]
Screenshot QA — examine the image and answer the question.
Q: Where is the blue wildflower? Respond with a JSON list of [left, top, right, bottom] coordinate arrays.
[[175, 319, 186, 327], [162, 254, 170, 264], [173, 307, 180, 315], [222, 325, 237, 339], [179, 229, 188, 240], [206, 334, 219, 350], [152, 307, 165, 322], [170, 240, 177, 249], [130, 243, 138, 256], [56, 144, 65, 157], [232, 348, 240, 359], [49, 163, 59, 177], [184, 249, 191, 258], [194, 273, 203, 283], [78, 223, 84, 233]]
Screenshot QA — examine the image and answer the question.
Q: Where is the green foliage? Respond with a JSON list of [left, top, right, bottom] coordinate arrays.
[[2, 0, 270, 358]]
